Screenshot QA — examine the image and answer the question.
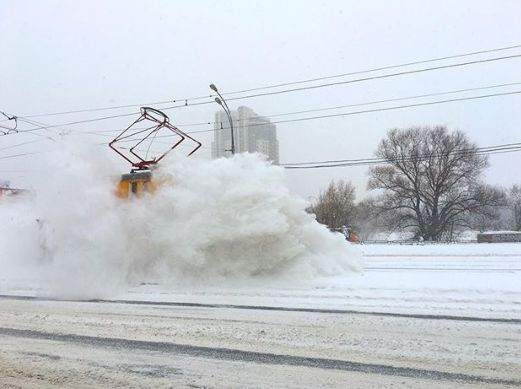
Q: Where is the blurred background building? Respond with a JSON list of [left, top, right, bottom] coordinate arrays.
[[211, 106, 279, 164]]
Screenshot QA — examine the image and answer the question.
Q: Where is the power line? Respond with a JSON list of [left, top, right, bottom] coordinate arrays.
[[282, 142, 521, 169], [68, 89, 521, 154], [0, 139, 47, 153], [284, 148, 521, 169], [8, 49, 521, 132], [205, 54, 521, 103], [153, 53, 521, 114], [0, 152, 42, 161], [4, 89, 520, 165], [23, 84, 521, 140], [186, 90, 521, 135], [262, 82, 521, 119], [310, 142, 521, 164], [223, 44, 521, 95], [0, 111, 18, 133], [14, 112, 138, 135], [286, 144, 521, 167], [70, 81, 521, 137], [7, 43, 521, 120]]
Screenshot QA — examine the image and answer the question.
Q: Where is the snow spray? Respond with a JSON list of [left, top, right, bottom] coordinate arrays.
[[0, 139, 360, 298]]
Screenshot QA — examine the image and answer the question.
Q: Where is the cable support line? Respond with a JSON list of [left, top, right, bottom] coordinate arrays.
[[17, 117, 63, 134], [148, 53, 521, 113], [16, 117, 53, 133], [0, 152, 42, 161], [0, 111, 18, 133], [282, 142, 521, 166], [283, 148, 521, 169], [185, 90, 521, 135], [282, 143, 521, 169], [15, 112, 139, 135], [87, 89, 521, 144], [13, 99, 178, 119], [6, 43, 521, 120], [204, 54, 521, 103], [260, 82, 521, 119], [299, 148, 521, 169], [71, 81, 521, 137], [284, 149, 521, 169], [15, 53, 521, 135], [0, 139, 47, 153], [12, 117, 63, 142], [76, 120, 213, 135], [14, 72, 521, 138], [221, 44, 521, 95], [2, 142, 519, 166]]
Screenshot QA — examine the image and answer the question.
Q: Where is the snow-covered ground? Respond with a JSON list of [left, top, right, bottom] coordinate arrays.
[[1, 243, 520, 388], [106, 243, 520, 320], [2, 242, 520, 320]]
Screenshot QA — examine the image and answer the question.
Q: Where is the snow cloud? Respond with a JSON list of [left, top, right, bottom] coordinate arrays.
[[0, 140, 360, 298]]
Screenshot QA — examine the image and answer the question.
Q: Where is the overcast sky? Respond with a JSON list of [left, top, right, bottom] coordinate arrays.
[[1, 0, 520, 200]]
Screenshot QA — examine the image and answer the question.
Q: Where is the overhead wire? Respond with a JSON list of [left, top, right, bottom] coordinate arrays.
[[8, 50, 521, 132], [66, 81, 521, 137], [2, 90, 520, 167], [185, 90, 521, 135], [5, 42, 521, 120], [223, 44, 521, 95], [0, 152, 42, 161], [0, 111, 18, 133], [282, 142, 521, 169], [0, 139, 47, 152], [2, 45, 520, 169], [197, 53, 521, 104], [15, 83, 521, 139]]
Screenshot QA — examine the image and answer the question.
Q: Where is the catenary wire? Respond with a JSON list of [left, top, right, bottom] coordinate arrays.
[[7, 50, 521, 128], [282, 144, 521, 169], [185, 90, 521, 135], [5, 43, 521, 120], [70, 81, 521, 137], [18, 85, 521, 139]]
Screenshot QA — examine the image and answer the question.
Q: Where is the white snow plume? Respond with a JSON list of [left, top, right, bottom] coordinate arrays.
[[0, 140, 360, 298], [16, 139, 129, 298], [138, 154, 360, 282], [0, 195, 42, 280]]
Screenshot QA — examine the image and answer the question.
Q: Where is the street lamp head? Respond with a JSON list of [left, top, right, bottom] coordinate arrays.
[[214, 97, 223, 106], [209, 83, 218, 92]]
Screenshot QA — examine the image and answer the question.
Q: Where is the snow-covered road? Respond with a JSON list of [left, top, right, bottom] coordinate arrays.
[[0, 296, 520, 388], [1, 243, 520, 388]]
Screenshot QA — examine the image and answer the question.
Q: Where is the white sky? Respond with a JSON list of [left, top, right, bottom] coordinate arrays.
[[1, 0, 520, 200]]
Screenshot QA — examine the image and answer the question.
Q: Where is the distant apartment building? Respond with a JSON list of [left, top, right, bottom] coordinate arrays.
[[211, 106, 279, 164]]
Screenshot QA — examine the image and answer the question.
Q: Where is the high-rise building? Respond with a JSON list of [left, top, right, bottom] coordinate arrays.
[[211, 106, 279, 164]]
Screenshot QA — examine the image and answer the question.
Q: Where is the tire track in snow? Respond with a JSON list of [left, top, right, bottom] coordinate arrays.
[[0, 327, 519, 386], [1, 294, 520, 324], [364, 267, 521, 272]]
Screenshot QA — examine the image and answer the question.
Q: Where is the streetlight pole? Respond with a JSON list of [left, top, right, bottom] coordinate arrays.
[[210, 83, 235, 155]]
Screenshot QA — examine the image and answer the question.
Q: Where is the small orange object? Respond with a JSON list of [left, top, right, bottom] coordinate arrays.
[[115, 170, 158, 199]]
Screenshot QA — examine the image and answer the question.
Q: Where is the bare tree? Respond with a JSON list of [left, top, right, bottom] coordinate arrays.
[[461, 197, 509, 232], [308, 180, 356, 230], [368, 126, 504, 241]]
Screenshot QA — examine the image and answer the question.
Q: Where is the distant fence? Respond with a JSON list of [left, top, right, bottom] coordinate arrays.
[[362, 240, 478, 245], [477, 232, 521, 243]]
